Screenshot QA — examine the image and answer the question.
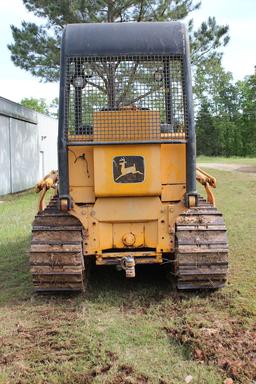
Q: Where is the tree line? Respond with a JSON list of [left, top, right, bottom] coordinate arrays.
[[194, 59, 256, 157]]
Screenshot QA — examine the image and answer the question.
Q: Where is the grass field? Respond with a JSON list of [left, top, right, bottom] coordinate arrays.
[[197, 156, 256, 165], [0, 167, 255, 384]]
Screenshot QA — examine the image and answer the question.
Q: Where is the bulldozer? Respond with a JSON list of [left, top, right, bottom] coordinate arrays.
[[29, 22, 228, 292]]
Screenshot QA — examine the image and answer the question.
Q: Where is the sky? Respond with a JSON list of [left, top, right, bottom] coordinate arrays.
[[0, 0, 255, 104]]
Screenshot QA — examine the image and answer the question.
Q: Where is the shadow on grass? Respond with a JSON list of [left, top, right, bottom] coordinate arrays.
[[0, 237, 219, 310], [36, 262, 220, 308], [85, 265, 186, 307], [30, 263, 181, 309], [85, 263, 221, 306]]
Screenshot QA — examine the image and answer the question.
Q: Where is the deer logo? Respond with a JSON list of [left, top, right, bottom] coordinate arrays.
[[113, 156, 144, 183]]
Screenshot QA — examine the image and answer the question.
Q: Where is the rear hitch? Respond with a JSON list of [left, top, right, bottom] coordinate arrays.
[[120, 256, 135, 278]]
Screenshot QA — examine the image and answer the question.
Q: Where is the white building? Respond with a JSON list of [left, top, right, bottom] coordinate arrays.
[[0, 96, 58, 195]]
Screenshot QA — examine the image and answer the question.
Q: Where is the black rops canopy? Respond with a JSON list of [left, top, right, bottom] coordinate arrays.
[[58, 22, 197, 207], [62, 22, 187, 57]]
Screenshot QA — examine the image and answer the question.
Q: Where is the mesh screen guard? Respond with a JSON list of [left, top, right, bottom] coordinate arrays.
[[64, 56, 188, 144]]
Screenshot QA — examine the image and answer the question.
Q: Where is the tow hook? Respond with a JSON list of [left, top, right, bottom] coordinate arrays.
[[120, 256, 135, 278]]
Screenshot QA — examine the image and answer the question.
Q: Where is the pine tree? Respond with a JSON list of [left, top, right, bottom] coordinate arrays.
[[196, 102, 220, 156], [8, 0, 229, 82]]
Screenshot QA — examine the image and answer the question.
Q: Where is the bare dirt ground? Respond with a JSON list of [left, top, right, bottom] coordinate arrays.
[[198, 163, 256, 174]]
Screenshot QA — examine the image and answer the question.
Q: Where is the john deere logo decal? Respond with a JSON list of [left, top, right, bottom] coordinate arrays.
[[113, 156, 144, 183]]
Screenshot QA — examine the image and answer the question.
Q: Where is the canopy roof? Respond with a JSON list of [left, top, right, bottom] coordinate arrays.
[[62, 22, 187, 58]]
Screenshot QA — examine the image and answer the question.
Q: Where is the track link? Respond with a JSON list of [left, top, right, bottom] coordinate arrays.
[[30, 197, 85, 292], [175, 197, 228, 289]]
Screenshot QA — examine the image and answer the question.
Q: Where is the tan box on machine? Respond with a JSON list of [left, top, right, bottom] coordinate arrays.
[[93, 110, 160, 141]]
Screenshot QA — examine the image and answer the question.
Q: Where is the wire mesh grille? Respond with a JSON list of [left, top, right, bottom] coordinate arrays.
[[65, 56, 187, 143]]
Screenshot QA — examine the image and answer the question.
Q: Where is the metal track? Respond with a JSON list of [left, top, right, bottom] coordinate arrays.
[[175, 197, 228, 289], [29, 197, 85, 292]]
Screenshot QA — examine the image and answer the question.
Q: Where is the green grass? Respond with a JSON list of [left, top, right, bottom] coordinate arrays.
[[0, 171, 255, 384], [197, 155, 256, 165], [0, 191, 37, 303]]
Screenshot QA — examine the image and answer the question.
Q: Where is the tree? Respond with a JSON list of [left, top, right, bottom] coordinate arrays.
[[8, 0, 229, 82], [237, 72, 256, 156], [20, 97, 58, 117], [21, 97, 49, 114], [194, 60, 256, 157], [238, 72, 256, 117], [196, 102, 220, 156], [193, 57, 238, 116], [194, 58, 243, 156], [48, 97, 59, 118], [189, 17, 229, 66]]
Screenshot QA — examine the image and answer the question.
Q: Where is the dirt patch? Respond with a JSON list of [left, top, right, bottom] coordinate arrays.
[[164, 317, 256, 383], [0, 304, 152, 384], [69, 363, 149, 384], [237, 165, 256, 173], [198, 162, 256, 174], [0, 307, 83, 380], [106, 365, 149, 384]]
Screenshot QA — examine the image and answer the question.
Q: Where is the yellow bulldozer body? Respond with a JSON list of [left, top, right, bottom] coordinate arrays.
[[30, 22, 228, 292], [67, 110, 186, 265]]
